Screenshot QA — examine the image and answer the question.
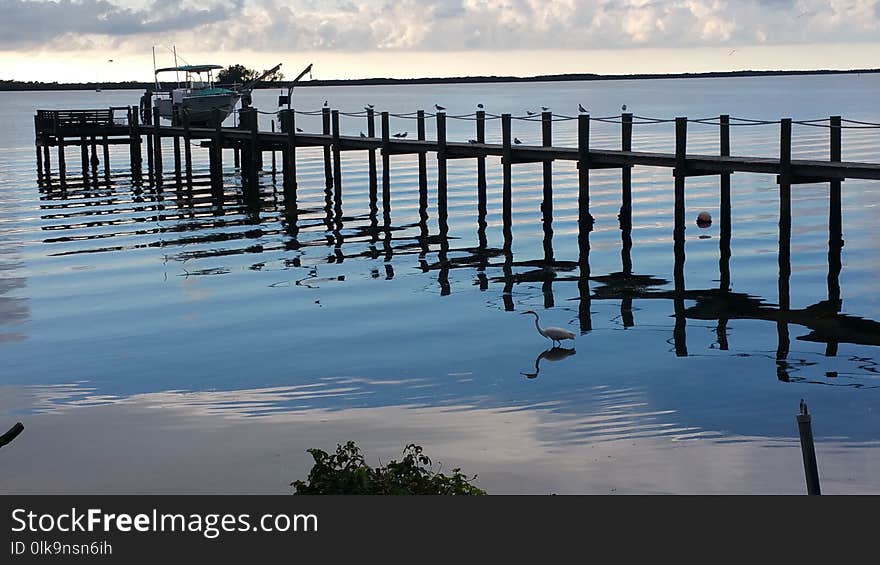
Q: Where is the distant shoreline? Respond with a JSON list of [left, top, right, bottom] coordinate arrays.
[[2, 68, 878, 91]]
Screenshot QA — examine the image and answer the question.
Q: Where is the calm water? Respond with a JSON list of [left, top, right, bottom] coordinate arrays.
[[1, 75, 879, 494]]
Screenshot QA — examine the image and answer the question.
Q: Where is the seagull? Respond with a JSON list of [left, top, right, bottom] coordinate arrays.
[[541, 106, 550, 111], [477, 103, 484, 109], [578, 103, 587, 113], [514, 137, 522, 144], [526, 110, 535, 116], [365, 104, 374, 109], [621, 104, 627, 111], [323, 100, 328, 107], [393, 132, 408, 138], [468, 139, 478, 144], [360, 131, 366, 138], [400, 131, 407, 138], [435, 104, 446, 111], [296, 127, 303, 133], [521, 310, 576, 348]]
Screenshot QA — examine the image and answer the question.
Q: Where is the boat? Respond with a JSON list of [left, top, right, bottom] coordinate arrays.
[[152, 64, 243, 126]]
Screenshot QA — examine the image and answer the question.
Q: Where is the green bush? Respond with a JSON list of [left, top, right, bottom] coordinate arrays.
[[292, 441, 486, 495]]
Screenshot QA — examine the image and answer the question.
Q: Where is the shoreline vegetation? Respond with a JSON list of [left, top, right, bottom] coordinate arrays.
[[2, 67, 878, 92]]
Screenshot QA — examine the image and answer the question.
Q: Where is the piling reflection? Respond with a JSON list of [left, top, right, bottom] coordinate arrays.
[[35, 162, 880, 385]]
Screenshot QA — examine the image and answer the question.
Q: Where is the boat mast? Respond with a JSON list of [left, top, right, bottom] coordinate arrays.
[[152, 46, 159, 90], [172, 45, 180, 88]]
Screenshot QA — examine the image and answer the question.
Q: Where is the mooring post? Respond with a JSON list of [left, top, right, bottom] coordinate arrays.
[[80, 137, 90, 187], [182, 113, 192, 188], [57, 132, 66, 187], [476, 109, 487, 223], [101, 134, 110, 182], [42, 131, 51, 185], [720, 115, 731, 291], [778, 118, 792, 311], [797, 400, 821, 495], [152, 107, 163, 187], [416, 110, 428, 219], [541, 111, 554, 264], [381, 111, 391, 214], [128, 107, 142, 185], [331, 110, 342, 200], [621, 112, 633, 224], [437, 111, 448, 227], [322, 107, 332, 188], [34, 116, 44, 186], [279, 109, 297, 203], [271, 119, 277, 181], [577, 115, 593, 334], [210, 108, 224, 199], [144, 105, 154, 186], [364, 108, 377, 202], [674, 117, 687, 236], [828, 116, 843, 330], [502, 113, 512, 231], [172, 133, 181, 188]]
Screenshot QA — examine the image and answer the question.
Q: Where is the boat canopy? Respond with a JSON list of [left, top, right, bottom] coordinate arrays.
[[155, 64, 223, 74]]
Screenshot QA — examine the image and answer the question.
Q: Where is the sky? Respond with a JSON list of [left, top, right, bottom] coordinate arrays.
[[1, 0, 880, 82]]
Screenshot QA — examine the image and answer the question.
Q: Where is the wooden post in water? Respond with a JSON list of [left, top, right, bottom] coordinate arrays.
[[476, 110, 487, 223], [777, 118, 793, 370], [381, 111, 391, 217], [42, 130, 51, 186], [720, 114, 731, 292], [541, 110, 554, 265], [172, 133, 181, 187], [366, 108, 377, 193], [182, 113, 192, 188], [621, 112, 633, 224], [577, 113, 592, 333], [34, 116, 43, 186], [210, 108, 224, 199], [501, 113, 512, 236], [152, 107, 163, 187], [279, 109, 297, 203], [100, 135, 109, 182], [80, 136, 90, 187], [436, 111, 448, 228], [673, 117, 688, 357], [417, 110, 428, 222], [331, 110, 342, 201], [797, 400, 821, 495], [827, 116, 843, 354], [57, 132, 66, 187], [322, 107, 332, 188], [271, 119, 277, 180], [129, 107, 142, 185]]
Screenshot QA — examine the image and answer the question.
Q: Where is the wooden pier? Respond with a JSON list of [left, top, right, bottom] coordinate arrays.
[[32, 102, 880, 385]]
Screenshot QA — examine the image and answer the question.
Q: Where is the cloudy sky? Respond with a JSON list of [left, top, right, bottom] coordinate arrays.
[[2, 0, 879, 81]]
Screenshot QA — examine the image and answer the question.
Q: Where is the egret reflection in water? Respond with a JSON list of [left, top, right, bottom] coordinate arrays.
[[521, 346, 577, 379]]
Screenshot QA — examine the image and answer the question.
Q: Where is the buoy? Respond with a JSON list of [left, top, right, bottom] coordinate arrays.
[[696, 211, 712, 228]]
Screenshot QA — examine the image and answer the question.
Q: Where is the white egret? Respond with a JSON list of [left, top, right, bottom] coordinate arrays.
[[521, 310, 576, 347]]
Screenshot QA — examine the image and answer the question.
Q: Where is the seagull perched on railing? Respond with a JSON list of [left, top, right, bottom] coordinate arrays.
[[477, 103, 484, 109], [434, 104, 446, 111], [365, 104, 374, 110], [468, 139, 478, 144], [514, 137, 522, 144], [578, 103, 587, 113], [621, 104, 627, 112], [323, 100, 328, 107], [360, 131, 366, 137], [296, 127, 303, 133], [393, 132, 408, 138], [526, 110, 535, 116], [541, 106, 550, 111]]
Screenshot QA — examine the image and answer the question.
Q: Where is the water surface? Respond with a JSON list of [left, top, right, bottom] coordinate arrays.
[[1, 75, 879, 493]]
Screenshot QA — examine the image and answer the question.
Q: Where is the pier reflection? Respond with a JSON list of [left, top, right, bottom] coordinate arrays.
[[35, 164, 880, 382]]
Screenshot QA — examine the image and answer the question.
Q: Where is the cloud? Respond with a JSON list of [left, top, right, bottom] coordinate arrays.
[[1, 0, 879, 52]]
